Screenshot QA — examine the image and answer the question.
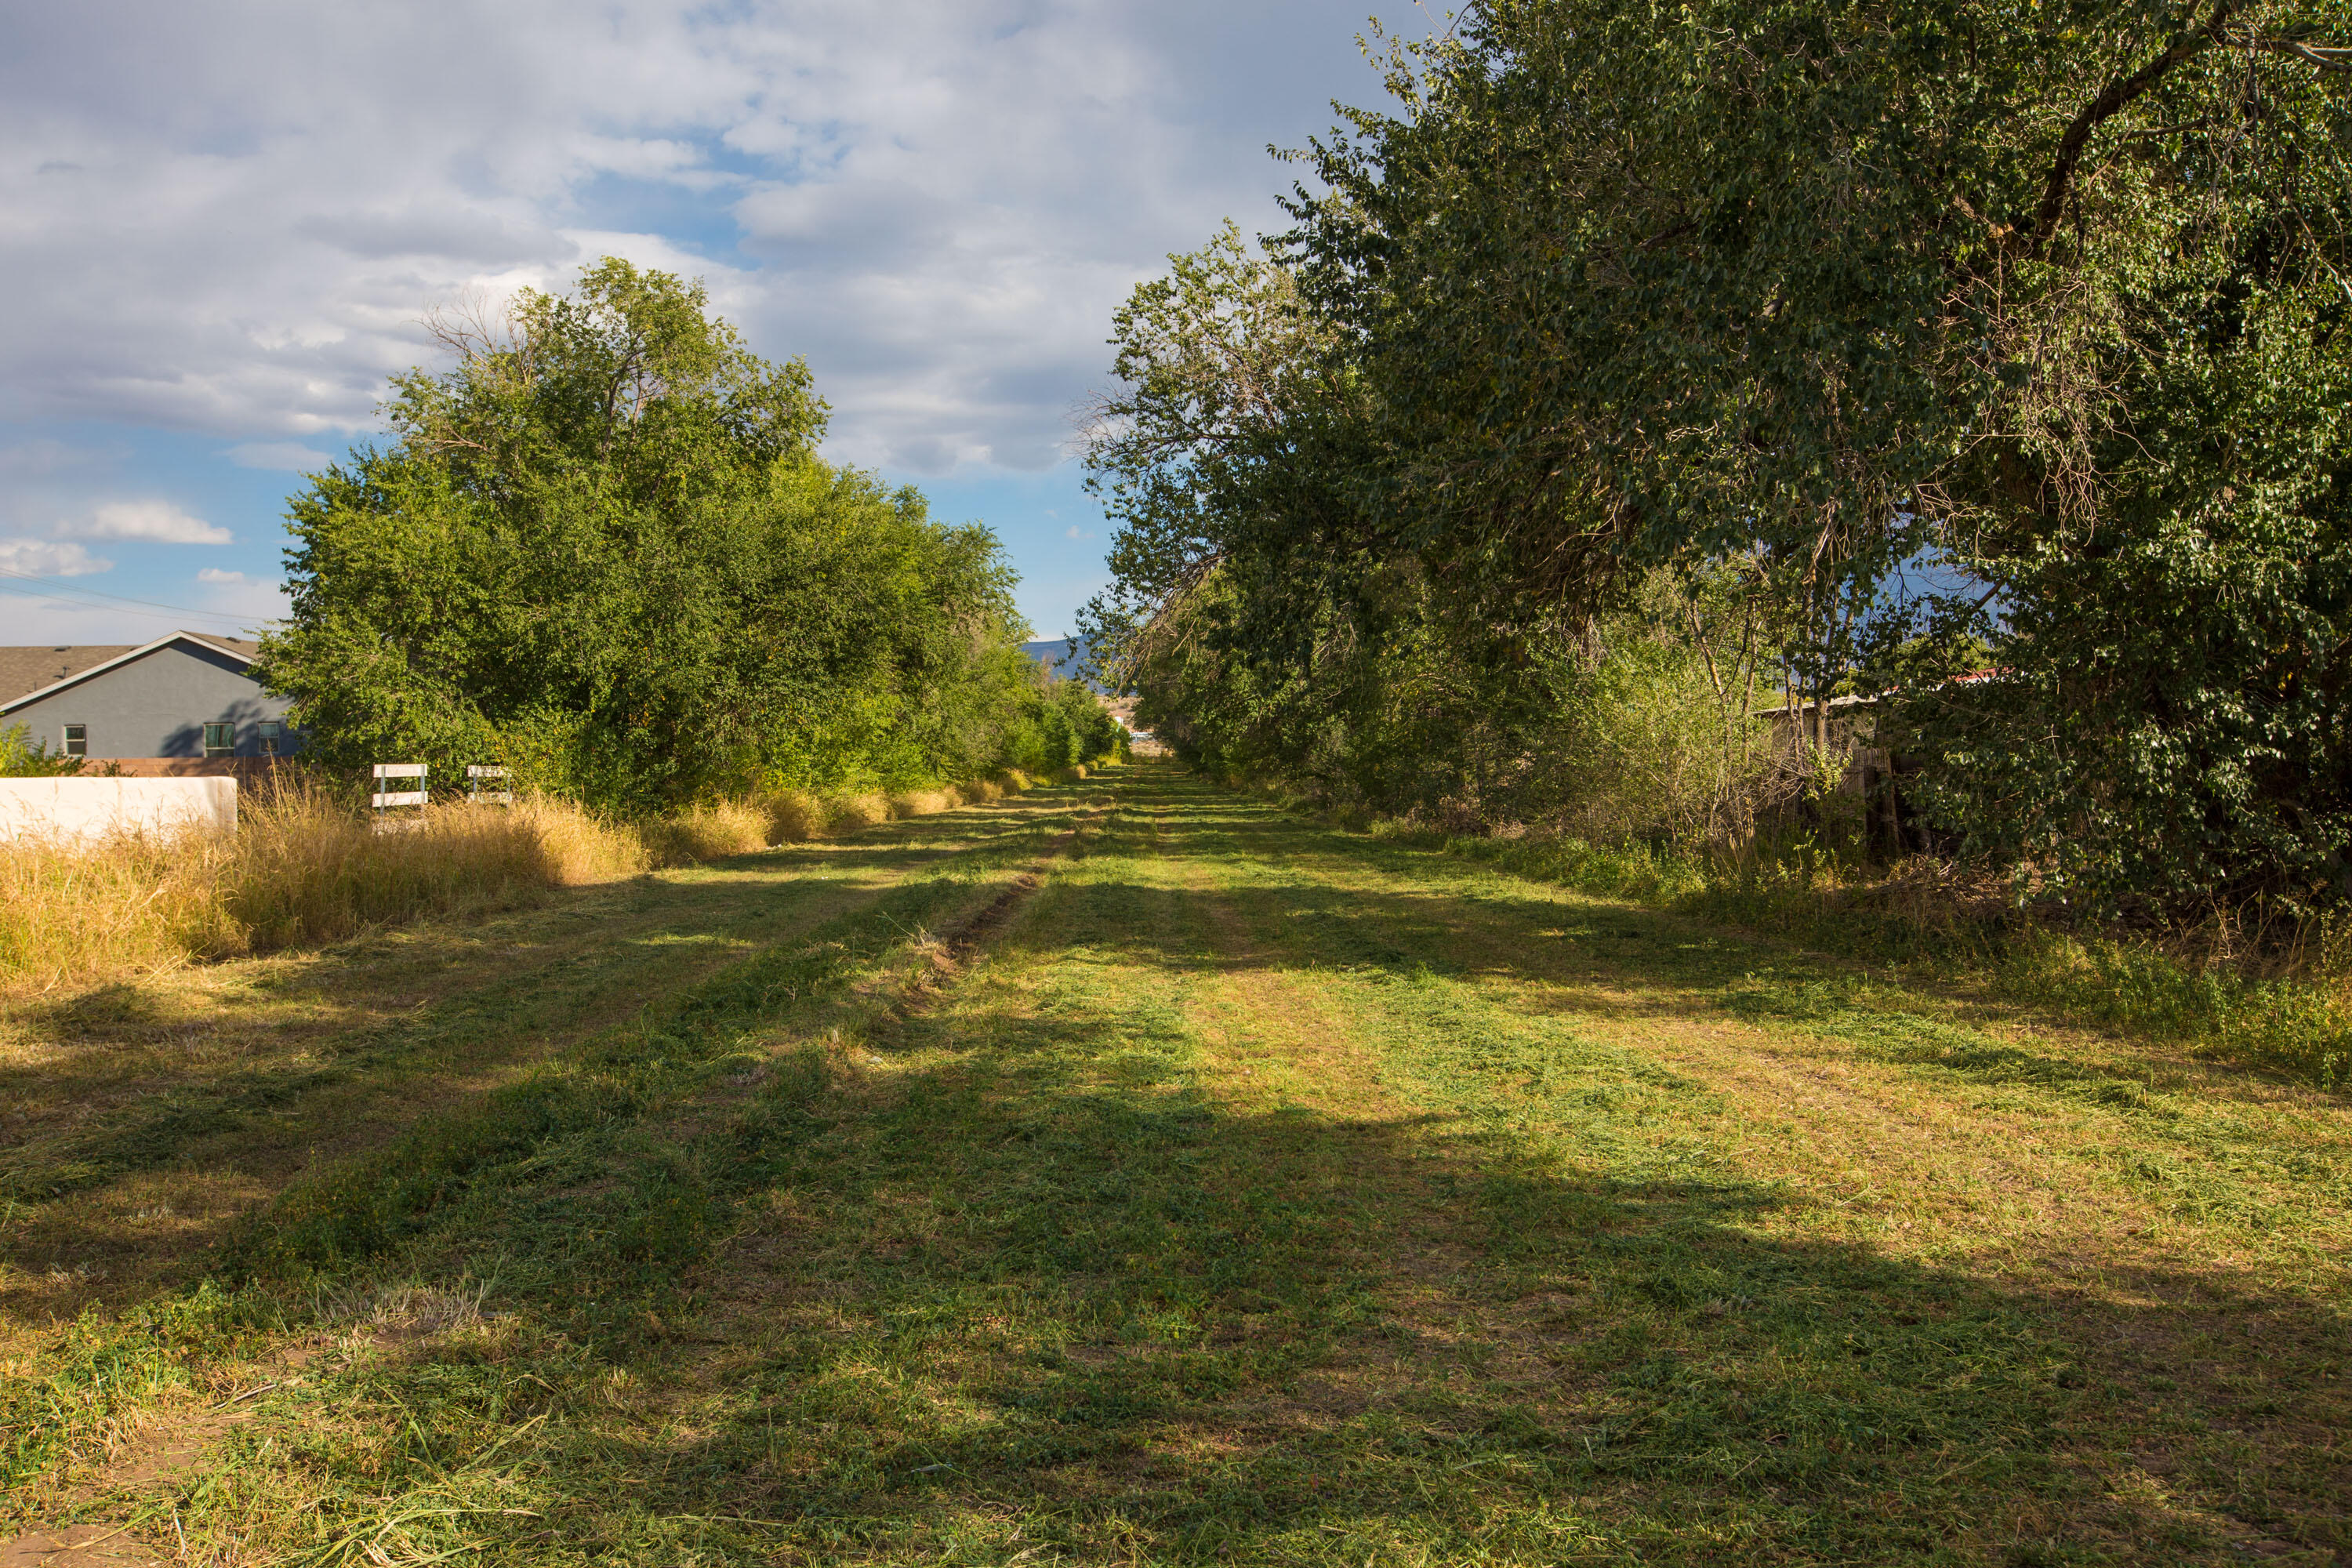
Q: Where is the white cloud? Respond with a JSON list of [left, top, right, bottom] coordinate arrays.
[[194, 568, 290, 626], [0, 2, 1414, 466], [65, 501, 232, 545], [0, 539, 111, 576], [226, 442, 335, 471]]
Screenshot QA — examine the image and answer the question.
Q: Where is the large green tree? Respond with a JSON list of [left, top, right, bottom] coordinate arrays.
[[1090, 0, 2352, 910], [260, 260, 1044, 811]]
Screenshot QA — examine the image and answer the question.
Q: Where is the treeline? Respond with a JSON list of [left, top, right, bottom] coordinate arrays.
[[260, 260, 1120, 814], [1083, 0, 2352, 924]]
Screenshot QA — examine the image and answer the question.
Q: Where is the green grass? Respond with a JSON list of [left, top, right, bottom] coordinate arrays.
[[3, 769, 2347, 1564], [1359, 811, 2352, 1087]]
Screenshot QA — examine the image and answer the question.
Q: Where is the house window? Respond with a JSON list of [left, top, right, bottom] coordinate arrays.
[[256, 721, 281, 757], [62, 724, 85, 758], [202, 721, 234, 759]]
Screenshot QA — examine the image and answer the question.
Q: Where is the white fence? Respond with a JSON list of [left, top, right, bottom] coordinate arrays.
[[0, 777, 238, 844]]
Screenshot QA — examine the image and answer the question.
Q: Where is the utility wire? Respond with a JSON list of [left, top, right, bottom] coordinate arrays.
[[0, 576, 268, 634], [0, 566, 276, 631]]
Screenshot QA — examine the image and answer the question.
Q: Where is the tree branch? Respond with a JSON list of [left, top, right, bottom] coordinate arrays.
[[2258, 38, 2352, 70], [2025, 0, 2233, 258]]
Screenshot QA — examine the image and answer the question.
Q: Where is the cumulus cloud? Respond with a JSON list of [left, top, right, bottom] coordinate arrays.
[[226, 442, 336, 471], [0, 1, 1410, 463], [64, 501, 231, 545], [0, 539, 111, 576], [196, 566, 249, 583]]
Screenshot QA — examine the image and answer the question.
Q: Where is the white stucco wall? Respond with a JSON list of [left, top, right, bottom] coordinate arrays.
[[0, 778, 238, 844]]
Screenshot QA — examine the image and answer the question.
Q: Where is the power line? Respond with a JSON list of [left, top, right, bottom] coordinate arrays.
[[0, 566, 276, 631], [0, 576, 268, 634]]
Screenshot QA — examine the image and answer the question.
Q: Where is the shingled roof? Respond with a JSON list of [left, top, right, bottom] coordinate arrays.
[[0, 644, 139, 705], [0, 631, 263, 708]]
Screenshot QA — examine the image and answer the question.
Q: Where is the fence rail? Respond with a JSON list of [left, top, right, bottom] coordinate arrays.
[[372, 763, 427, 813]]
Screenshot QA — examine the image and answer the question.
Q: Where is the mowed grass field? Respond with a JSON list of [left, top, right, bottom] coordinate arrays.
[[4, 769, 2347, 1566]]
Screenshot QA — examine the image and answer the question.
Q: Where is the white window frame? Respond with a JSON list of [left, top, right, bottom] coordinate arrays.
[[202, 721, 234, 760], [61, 724, 85, 758]]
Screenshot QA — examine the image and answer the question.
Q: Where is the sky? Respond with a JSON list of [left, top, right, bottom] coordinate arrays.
[[0, 0, 1431, 647]]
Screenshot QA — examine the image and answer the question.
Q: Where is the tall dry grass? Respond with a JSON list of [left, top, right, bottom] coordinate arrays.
[[0, 783, 641, 996], [0, 768, 1057, 996], [641, 798, 769, 866]]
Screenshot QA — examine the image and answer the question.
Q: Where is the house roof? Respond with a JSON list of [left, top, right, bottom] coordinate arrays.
[[0, 644, 138, 705], [0, 630, 263, 713]]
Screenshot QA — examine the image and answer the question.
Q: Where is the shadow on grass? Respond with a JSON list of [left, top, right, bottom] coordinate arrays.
[[165, 783, 2349, 1564], [194, 995, 2350, 1563], [0, 789, 1098, 1324]]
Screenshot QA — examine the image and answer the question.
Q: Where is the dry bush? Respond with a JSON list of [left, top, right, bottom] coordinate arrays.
[[511, 795, 649, 885], [827, 793, 892, 833], [887, 786, 964, 819], [760, 789, 826, 843], [643, 798, 770, 866]]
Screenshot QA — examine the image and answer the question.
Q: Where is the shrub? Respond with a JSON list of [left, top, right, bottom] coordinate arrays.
[[826, 793, 892, 833], [1, 722, 82, 778], [641, 799, 770, 866], [759, 789, 826, 844]]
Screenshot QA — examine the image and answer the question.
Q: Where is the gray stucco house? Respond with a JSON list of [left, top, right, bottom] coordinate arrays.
[[0, 630, 298, 764]]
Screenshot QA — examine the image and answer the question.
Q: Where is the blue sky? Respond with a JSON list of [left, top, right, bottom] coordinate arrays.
[[0, 1, 1436, 644]]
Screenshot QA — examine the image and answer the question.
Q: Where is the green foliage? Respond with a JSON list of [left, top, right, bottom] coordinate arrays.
[[0, 724, 79, 778], [257, 259, 1044, 813], [1087, 0, 2352, 922]]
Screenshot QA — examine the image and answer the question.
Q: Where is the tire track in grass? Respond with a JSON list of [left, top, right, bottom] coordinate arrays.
[[0, 793, 1076, 1330], [0, 783, 1116, 1558]]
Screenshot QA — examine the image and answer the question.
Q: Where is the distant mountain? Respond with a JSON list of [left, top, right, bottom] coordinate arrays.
[[1021, 636, 1102, 691]]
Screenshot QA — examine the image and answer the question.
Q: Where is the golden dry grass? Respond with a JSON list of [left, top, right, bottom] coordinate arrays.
[[758, 788, 827, 843], [514, 793, 652, 885], [826, 792, 893, 833], [885, 785, 963, 819], [641, 797, 770, 866], [0, 773, 1057, 1000], [0, 783, 651, 996]]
